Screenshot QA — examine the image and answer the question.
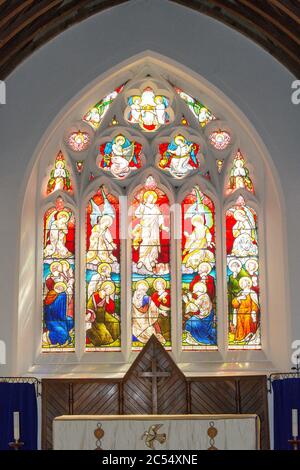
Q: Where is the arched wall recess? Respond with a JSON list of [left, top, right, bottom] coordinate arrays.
[[17, 52, 289, 376]]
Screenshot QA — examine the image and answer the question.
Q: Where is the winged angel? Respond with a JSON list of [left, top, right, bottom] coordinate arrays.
[[86, 188, 118, 266]]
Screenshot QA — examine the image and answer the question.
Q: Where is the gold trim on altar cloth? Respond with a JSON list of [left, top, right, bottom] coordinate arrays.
[[54, 413, 259, 421]]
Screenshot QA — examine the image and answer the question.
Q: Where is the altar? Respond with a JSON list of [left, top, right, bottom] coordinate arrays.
[[42, 337, 269, 449], [53, 414, 260, 450]]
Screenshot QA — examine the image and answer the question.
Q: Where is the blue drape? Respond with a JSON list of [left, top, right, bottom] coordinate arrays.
[[272, 378, 300, 450], [0, 383, 38, 450]]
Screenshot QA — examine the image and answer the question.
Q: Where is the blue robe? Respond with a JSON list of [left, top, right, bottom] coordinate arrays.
[[185, 309, 216, 345], [44, 292, 73, 345]]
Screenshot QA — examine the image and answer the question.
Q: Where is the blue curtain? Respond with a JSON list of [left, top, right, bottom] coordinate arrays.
[[272, 378, 300, 450], [0, 383, 38, 450]]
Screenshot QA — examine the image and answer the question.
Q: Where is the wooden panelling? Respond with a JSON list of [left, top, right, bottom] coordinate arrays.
[[42, 381, 70, 450], [189, 379, 237, 414], [123, 336, 187, 415], [72, 383, 120, 416], [238, 376, 270, 450], [42, 336, 269, 449]]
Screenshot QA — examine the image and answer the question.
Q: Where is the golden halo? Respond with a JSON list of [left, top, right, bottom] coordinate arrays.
[[143, 190, 158, 203]]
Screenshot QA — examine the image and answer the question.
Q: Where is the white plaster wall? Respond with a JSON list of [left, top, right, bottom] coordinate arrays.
[[0, 0, 299, 379]]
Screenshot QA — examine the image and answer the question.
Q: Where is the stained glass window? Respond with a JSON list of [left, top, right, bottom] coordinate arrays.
[[83, 84, 125, 130], [85, 186, 121, 351], [46, 151, 73, 195], [98, 134, 143, 179], [227, 150, 254, 194], [42, 197, 75, 351], [40, 75, 266, 358], [131, 176, 171, 350], [226, 196, 261, 350], [181, 187, 217, 350], [209, 130, 231, 150], [158, 135, 200, 178], [125, 87, 171, 132], [174, 86, 215, 127]]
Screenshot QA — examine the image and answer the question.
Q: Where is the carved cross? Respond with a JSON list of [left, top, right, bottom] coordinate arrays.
[[139, 358, 171, 413]]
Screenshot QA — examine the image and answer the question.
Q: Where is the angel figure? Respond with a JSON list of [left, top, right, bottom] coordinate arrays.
[[228, 152, 254, 194], [44, 209, 73, 259], [159, 135, 199, 178], [87, 189, 117, 266], [99, 134, 142, 178], [231, 206, 258, 257], [47, 153, 72, 195], [127, 88, 169, 132], [183, 187, 215, 270]]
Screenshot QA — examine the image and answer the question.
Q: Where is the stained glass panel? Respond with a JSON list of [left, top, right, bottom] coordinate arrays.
[[209, 130, 231, 150], [226, 196, 261, 350], [125, 87, 171, 132], [98, 134, 143, 179], [46, 151, 73, 195], [158, 135, 200, 178], [83, 84, 125, 130], [131, 176, 171, 350], [174, 86, 215, 127], [42, 198, 75, 351], [85, 186, 121, 351], [181, 187, 217, 350], [227, 150, 254, 194], [68, 130, 90, 152]]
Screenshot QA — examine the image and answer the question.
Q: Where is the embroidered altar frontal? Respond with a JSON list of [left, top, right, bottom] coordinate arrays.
[[53, 414, 260, 450]]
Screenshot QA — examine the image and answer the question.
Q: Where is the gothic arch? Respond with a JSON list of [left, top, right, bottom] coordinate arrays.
[[17, 52, 289, 375]]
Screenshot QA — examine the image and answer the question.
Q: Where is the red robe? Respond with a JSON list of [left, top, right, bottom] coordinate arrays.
[[190, 274, 215, 302], [151, 289, 170, 334]]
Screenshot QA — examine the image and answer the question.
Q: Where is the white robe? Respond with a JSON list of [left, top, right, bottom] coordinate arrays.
[[135, 202, 165, 272]]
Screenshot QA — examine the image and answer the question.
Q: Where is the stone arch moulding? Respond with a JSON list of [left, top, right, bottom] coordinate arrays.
[[17, 51, 290, 376]]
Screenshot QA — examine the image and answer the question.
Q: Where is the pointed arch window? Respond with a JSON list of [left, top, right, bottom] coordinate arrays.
[[39, 70, 264, 359], [85, 186, 121, 351], [131, 176, 171, 350], [42, 197, 75, 351], [226, 196, 261, 350], [181, 186, 217, 350]]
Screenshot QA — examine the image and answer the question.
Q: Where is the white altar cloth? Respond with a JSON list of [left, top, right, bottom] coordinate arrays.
[[53, 414, 260, 450]]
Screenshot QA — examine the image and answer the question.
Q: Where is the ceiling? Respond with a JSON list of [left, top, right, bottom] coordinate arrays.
[[0, 0, 299, 79]]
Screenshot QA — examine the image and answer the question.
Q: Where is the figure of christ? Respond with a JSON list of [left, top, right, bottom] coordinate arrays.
[[86, 281, 120, 347], [150, 278, 171, 343], [87, 262, 112, 300], [183, 281, 216, 346], [182, 214, 215, 270], [231, 277, 259, 343], [133, 190, 169, 273], [44, 210, 72, 259], [132, 280, 165, 345], [86, 214, 117, 266]]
